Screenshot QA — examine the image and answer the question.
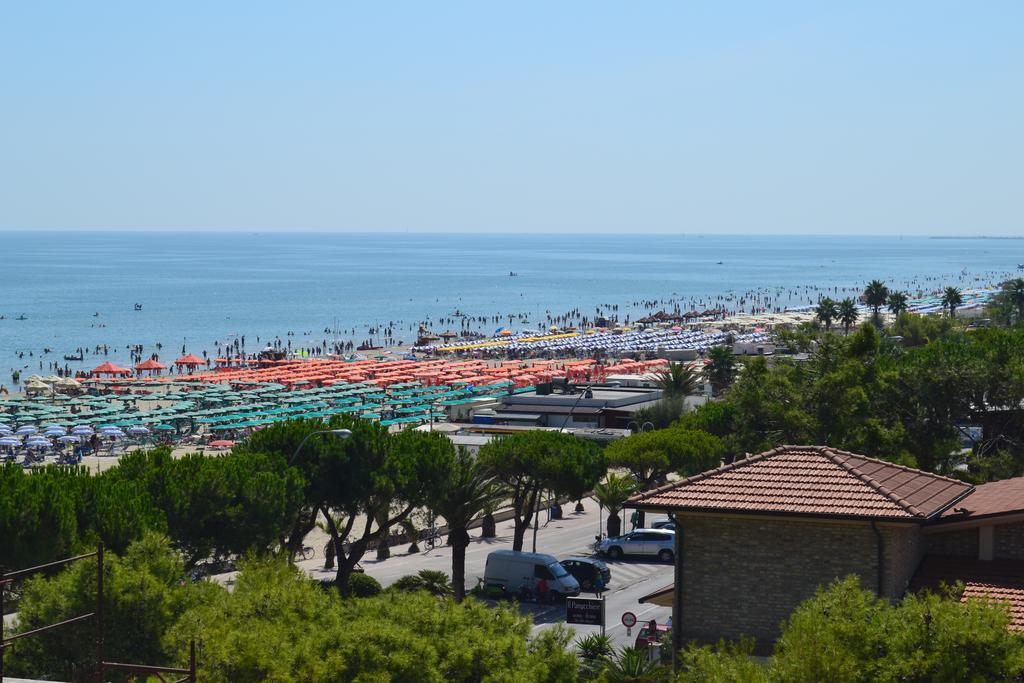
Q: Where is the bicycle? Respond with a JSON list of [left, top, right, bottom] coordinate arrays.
[[294, 545, 316, 561], [423, 527, 442, 551]]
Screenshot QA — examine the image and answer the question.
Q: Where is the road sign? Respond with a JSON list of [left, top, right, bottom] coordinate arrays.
[[621, 611, 637, 628], [566, 596, 605, 629]]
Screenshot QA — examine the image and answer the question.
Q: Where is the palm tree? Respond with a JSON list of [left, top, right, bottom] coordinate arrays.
[[651, 362, 697, 398], [941, 286, 963, 318], [392, 569, 454, 598], [887, 291, 909, 318], [593, 473, 639, 538], [863, 280, 889, 317], [427, 447, 504, 601], [600, 647, 666, 683], [838, 298, 859, 334], [1006, 278, 1024, 322], [705, 345, 737, 396], [815, 297, 839, 331]]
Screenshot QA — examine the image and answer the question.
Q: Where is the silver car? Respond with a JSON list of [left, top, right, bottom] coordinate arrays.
[[598, 528, 675, 562]]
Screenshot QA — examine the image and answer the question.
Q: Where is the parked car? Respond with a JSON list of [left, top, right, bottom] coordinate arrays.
[[650, 518, 676, 531], [598, 529, 675, 562], [484, 550, 581, 598], [560, 556, 611, 590]]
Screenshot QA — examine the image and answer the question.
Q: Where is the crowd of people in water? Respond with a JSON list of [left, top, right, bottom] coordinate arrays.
[[5, 266, 1017, 389]]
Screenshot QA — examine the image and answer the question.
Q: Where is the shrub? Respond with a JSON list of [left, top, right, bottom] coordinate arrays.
[[346, 572, 383, 598]]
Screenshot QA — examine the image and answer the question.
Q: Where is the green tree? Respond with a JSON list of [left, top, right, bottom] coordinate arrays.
[[771, 576, 1024, 682], [705, 345, 737, 396], [164, 559, 578, 683], [942, 286, 964, 318], [0, 464, 86, 570], [478, 431, 605, 552], [243, 418, 455, 592], [107, 447, 303, 567], [605, 428, 723, 490], [652, 362, 697, 398], [815, 297, 839, 331], [890, 312, 955, 347], [987, 278, 1024, 325], [6, 533, 210, 683], [863, 279, 889, 317], [887, 290, 909, 317], [592, 472, 639, 537], [425, 446, 503, 601], [634, 396, 688, 430], [598, 647, 666, 683], [679, 576, 1024, 682], [391, 569, 454, 598], [838, 298, 859, 334]]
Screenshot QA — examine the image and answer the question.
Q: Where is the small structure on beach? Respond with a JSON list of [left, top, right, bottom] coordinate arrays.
[[90, 361, 132, 377], [135, 358, 166, 375], [174, 354, 206, 373]]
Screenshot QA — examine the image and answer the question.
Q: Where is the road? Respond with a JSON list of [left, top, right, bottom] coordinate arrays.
[[294, 497, 673, 649]]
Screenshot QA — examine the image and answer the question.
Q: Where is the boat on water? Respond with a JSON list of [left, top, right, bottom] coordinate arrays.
[[134, 303, 143, 311], [63, 353, 84, 361], [16, 314, 27, 320]]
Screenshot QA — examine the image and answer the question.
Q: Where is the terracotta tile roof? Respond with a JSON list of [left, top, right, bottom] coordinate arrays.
[[937, 476, 1024, 523], [910, 556, 1024, 630], [629, 445, 973, 521]]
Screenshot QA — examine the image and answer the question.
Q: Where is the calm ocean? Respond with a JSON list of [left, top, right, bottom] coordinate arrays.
[[1, 231, 1019, 381]]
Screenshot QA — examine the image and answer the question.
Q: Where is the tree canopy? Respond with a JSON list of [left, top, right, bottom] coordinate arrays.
[[680, 576, 1024, 683], [478, 430, 605, 551], [604, 428, 723, 490]]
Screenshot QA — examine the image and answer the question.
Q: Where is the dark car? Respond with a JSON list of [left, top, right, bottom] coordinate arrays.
[[560, 556, 611, 590], [650, 518, 676, 531]]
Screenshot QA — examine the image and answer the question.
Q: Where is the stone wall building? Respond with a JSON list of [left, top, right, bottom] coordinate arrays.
[[629, 445, 1024, 653]]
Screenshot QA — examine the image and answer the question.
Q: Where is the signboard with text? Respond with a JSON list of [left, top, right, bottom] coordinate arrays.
[[566, 596, 605, 627]]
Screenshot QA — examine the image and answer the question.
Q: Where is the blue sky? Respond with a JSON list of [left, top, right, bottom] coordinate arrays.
[[1, 2, 1021, 234]]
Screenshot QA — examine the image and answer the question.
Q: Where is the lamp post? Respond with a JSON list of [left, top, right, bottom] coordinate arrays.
[[289, 429, 352, 465], [288, 429, 351, 565]]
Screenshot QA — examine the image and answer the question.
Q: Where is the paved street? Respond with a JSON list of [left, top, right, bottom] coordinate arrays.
[[295, 497, 674, 649]]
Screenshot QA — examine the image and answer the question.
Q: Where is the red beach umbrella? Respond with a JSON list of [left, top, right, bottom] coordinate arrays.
[[91, 361, 132, 377]]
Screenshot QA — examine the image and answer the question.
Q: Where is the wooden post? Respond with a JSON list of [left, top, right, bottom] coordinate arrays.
[[95, 543, 104, 683]]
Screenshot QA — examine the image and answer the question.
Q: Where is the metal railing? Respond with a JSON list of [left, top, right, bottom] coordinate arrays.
[[1, 544, 197, 682]]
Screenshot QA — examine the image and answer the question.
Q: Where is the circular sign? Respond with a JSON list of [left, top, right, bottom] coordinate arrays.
[[621, 611, 637, 628]]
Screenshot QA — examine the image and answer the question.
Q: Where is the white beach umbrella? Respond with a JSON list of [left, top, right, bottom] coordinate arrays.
[[15, 425, 37, 435]]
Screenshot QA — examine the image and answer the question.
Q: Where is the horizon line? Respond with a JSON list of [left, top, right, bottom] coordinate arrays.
[[1, 228, 1022, 239]]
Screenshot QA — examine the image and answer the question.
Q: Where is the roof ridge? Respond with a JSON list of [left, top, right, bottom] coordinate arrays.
[[820, 446, 972, 518], [821, 447, 927, 516], [823, 446, 969, 487]]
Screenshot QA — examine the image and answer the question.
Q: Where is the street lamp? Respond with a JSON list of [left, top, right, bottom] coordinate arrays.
[[288, 429, 352, 465]]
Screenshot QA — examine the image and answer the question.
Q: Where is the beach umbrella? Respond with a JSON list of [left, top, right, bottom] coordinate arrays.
[[127, 426, 150, 435], [153, 424, 176, 431], [209, 440, 235, 448], [71, 426, 94, 435], [57, 435, 81, 442], [0, 426, 12, 435], [15, 426, 37, 435], [0, 437, 22, 446], [43, 426, 66, 436]]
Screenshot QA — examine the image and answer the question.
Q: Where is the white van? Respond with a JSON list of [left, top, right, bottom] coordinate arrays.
[[484, 550, 580, 598]]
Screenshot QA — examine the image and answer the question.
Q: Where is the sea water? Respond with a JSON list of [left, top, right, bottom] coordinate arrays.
[[0, 231, 1019, 379]]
